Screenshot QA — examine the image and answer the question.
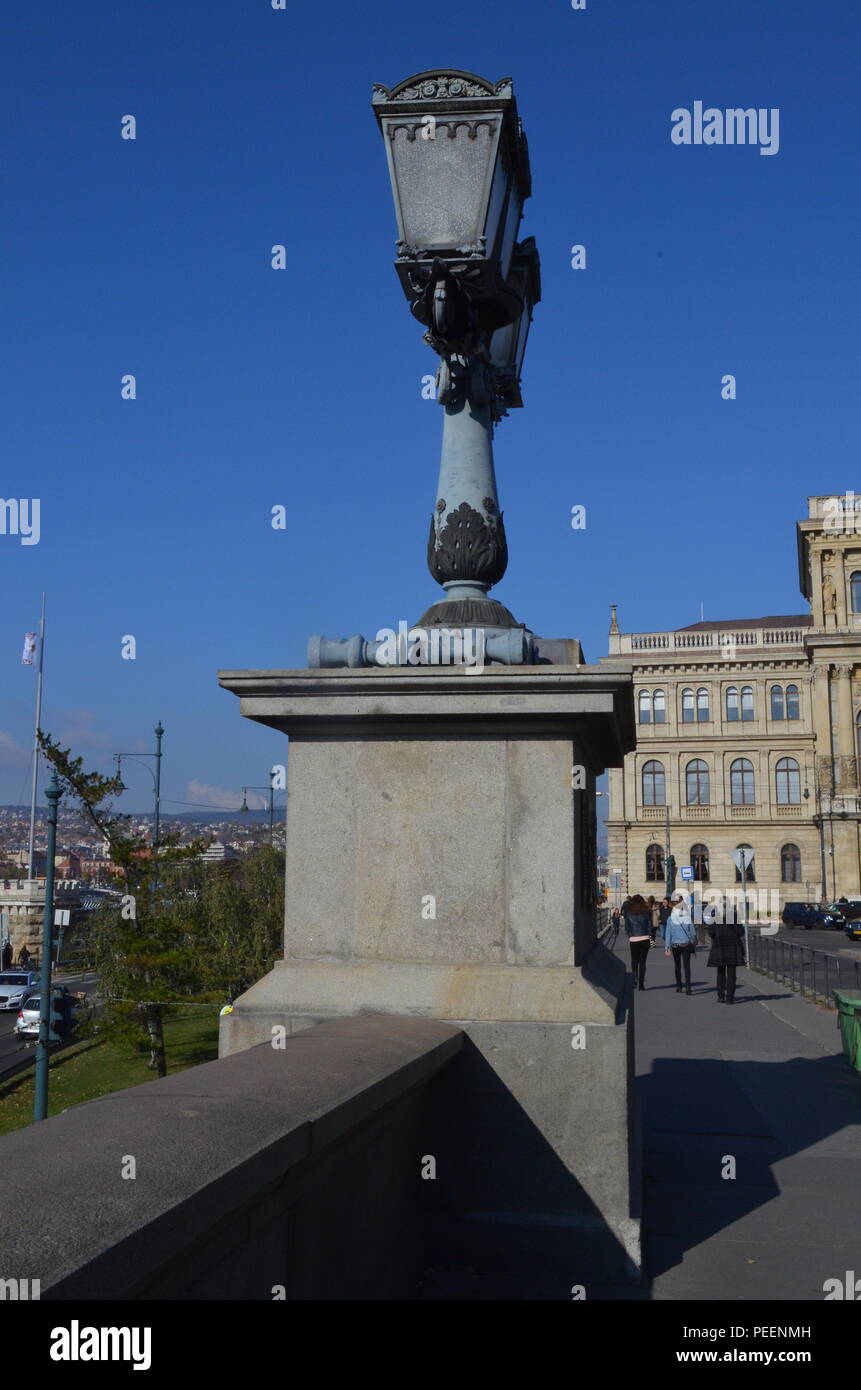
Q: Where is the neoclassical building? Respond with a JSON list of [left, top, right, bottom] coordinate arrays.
[[601, 495, 861, 908]]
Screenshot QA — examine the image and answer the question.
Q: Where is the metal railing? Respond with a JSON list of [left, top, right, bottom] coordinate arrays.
[[747, 930, 861, 1008]]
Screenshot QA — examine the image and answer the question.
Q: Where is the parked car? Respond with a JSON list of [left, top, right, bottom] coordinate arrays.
[[0, 971, 40, 1011], [831, 899, 861, 923], [781, 902, 844, 929], [844, 918, 861, 941], [14, 987, 84, 1041]]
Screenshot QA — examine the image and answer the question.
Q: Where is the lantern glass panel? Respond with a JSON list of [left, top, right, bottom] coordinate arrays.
[[513, 309, 531, 374], [384, 118, 501, 251], [483, 151, 510, 259], [498, 187, 523, 281]]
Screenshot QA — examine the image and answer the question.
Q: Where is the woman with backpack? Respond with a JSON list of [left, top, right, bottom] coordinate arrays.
[[663, 895, 697, 994]]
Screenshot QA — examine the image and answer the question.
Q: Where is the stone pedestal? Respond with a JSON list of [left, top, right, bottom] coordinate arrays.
[[218, 662, 638, 1285]]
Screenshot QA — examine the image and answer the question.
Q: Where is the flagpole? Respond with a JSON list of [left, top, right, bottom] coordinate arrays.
[[27, 593, 46, 883]]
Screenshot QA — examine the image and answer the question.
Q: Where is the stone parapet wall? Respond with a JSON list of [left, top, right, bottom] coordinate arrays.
[[0, 1016, 462, 1300]]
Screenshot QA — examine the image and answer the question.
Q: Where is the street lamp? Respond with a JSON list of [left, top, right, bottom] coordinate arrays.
[[805, 779, 831, 902], [240, 777, 277, 845], [370, 70, 540, 640], [114, 722, 164, 883]]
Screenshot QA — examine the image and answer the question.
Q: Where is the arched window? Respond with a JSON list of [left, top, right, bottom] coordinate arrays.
[[726, 687, 740, 721], [741, 686, 754, 721], [776, 756, 801, 805], [638, 690, 651, 724], [646, 844, 664, 881], [786, 684, 800, 720], [681, 688, 694, 723], [781, 843, 801, 883], [686, 759, 710, 805], [642, 760, 666, 806], [770, 685, 785, 720], [734, 843, 756, 883], [690, 844, 710, 882], [653, 689, 666, 724], [852, 572, 861, 614], [697, 687, 710, 722], [730, 757, 755, 805]]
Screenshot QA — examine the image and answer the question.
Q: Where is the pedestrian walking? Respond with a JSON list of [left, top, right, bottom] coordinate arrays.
[[658, 896, 672, 930], [1, 940, 12, 971], [18, 944, 30, 968], [624, 893, 653, 991], [707, 916, 746, 1004], [663, 895, 697, 994], [647, 895, 661, 943]]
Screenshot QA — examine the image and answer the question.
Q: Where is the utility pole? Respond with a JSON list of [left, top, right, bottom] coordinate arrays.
[[34, 773, 62, 1123]]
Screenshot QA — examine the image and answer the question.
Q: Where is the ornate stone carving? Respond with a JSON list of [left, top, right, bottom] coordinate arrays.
[[815, 755, 835, 790], [386, 118, 497, 143], [427, 501, 508, 587], [822, 572, 837, 613], [373, 73, 512, 103]]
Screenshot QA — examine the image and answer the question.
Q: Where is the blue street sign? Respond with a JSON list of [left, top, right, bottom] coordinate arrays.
[[679, 865, 694, 881]]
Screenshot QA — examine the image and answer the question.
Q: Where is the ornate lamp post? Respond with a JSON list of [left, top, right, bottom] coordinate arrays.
[[372, 70, 540, 637], [114, 721, 164, 887]]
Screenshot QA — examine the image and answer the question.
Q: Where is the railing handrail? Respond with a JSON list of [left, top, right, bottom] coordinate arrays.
[[747, 929, 861, 1010]]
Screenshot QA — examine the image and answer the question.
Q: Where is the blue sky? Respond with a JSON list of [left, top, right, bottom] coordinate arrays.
[[1, 0, 858, 811]]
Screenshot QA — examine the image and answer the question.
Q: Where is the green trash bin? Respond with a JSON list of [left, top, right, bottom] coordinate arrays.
[[833, 990, 861, 1073]]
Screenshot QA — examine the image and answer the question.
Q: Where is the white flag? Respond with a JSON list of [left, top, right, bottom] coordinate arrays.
[[21, 632, 37, 665]]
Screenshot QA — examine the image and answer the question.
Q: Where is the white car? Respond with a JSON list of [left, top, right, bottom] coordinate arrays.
[[14, 988, 84, 1041], [0, 971, 39, 1011]]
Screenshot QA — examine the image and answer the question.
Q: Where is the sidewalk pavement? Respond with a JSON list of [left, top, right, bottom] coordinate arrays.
[[629, 935, 861, 1300]]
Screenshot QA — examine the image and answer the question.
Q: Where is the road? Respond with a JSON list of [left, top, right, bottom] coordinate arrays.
[[771, 923, 861, 952], [0, 971, 99, 1078]]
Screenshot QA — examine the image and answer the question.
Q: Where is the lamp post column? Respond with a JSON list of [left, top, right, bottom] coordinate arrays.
[[34, 773, 62, 1123], [153, 723, 163, 880], [419, 370, 510, 627]]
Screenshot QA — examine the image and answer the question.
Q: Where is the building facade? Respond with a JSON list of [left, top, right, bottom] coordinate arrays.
[[601, 496, 861, 910]]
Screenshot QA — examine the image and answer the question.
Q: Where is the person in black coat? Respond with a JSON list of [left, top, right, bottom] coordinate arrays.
[[707, 919, 746, 1003]]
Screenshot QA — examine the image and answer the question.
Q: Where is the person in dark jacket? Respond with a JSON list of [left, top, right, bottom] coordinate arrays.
[[624, 893, 653, 991], [707, 918, 746, 1003]]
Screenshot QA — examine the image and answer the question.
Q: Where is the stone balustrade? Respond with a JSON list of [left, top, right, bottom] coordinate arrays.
[[0, 1016, 463, 1300]]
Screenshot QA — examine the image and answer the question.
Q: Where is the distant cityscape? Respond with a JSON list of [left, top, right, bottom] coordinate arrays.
[[0, 803, 285, 884]]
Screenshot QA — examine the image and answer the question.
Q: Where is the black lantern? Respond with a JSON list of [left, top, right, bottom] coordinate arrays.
[[372, 70, 531, 333]]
